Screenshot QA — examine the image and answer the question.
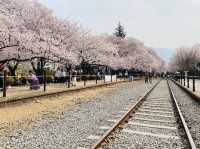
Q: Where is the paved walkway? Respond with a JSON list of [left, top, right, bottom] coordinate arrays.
[[0, 79, 126, 101]]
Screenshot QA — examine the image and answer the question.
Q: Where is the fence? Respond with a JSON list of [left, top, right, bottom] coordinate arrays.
[[172, 75, 200, 93], [0, 70, 136, 98]]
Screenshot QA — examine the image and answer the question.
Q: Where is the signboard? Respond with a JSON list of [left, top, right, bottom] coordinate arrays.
[[112, 75, 117, 81], [105, 75, 111, 82], [105, 75, 117, 82]]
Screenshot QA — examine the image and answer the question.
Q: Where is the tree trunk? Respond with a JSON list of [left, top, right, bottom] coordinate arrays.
[[7, 61, 19, 76], [31, 58, 46, 83]]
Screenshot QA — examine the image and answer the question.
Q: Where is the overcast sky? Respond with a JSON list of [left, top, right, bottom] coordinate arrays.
[[39, 0, 200, 61]]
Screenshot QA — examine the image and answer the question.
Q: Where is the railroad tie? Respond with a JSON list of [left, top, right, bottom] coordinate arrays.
[[128, 122, 177, 130], [139, 109, 173, 114], [87, 135, 101, 140], [122, 129, 180, 140], [99, 126, 110, 130], [133, 118, 176, 123], [107, 119, 118, 123], [136, 112, 174, 118]]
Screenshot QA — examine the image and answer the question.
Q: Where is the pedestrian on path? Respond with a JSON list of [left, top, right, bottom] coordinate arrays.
[[71, 70, 77, 87], [149, 73, 152, 84], [60, 69, 66, 83], [145, 73, 148, 83], [55, 67, 61, 83], [28, 71, 40, 90]]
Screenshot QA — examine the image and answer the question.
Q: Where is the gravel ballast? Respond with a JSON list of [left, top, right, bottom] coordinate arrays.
[[170, 80, 200, 148], [0, 80, 155, 149]]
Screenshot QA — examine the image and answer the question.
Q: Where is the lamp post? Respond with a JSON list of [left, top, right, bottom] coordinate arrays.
[[43, 68, 46, 92]]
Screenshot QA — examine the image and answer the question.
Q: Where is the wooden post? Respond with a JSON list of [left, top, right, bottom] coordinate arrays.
[[111, 74, 112, 82], [180, 73, 182, 84], [3, 70, 7, 97], [104, 75, 105, 83], [68, 71, 71, 88], [187, 76, 189, 88], [84, 75, 86, 86], [193, 76, 195, 92], [116, 75, 117, 82], [43, 69, 46, 92]]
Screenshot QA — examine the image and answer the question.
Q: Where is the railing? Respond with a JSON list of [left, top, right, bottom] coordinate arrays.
[[0, 72, 137, 98], [171, 75, 200, 92]]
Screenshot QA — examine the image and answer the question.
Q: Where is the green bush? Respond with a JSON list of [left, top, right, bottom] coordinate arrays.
[[45, 69, 55, 83], [7, 76, 16, 86], [6, 75, 27, 86]]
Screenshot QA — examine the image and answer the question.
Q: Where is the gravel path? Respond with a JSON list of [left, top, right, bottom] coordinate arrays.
[[101, 80, 189, 149], [170, 80, 200, 148], [0, 80, 155, 149]]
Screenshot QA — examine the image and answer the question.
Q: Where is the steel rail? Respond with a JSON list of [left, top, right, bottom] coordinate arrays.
[[167, 80, 197, 149], [91, 80, 161, 149], [0, 80, 128, 108]]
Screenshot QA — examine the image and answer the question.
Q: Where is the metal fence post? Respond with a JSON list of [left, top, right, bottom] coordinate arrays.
[[3, 70, 7, 97], [193, 76, 195, 92], [180, 74, 182, 84], [68, 72, 71, 88], [183, 75, 185, 86], [43, 69, 46, 92], [178, 75, 180, 83]]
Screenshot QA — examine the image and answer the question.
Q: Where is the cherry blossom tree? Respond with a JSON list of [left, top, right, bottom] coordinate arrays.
[[0, 0, 81, 75], [106, 35, 163, 72], [0, 0, 163, 76], [169, 44, 200, 73], [74, 33, 120, 74]]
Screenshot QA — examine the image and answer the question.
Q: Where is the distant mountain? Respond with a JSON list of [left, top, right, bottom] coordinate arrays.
[[154, 48, 173, 63]]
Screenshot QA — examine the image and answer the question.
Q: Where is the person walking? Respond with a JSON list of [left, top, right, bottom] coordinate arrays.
[[28, 71, 40, 90], [149, 73, 152, 84], [71, 70, 77, 87], [60, 69, 66, 83], [55, 68, 61, 83], [145, 72, 148, 83]]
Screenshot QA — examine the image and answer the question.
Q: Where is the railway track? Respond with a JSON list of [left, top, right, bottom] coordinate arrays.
[[0, 80, 128, 108], [78, 80, 197, 149]]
